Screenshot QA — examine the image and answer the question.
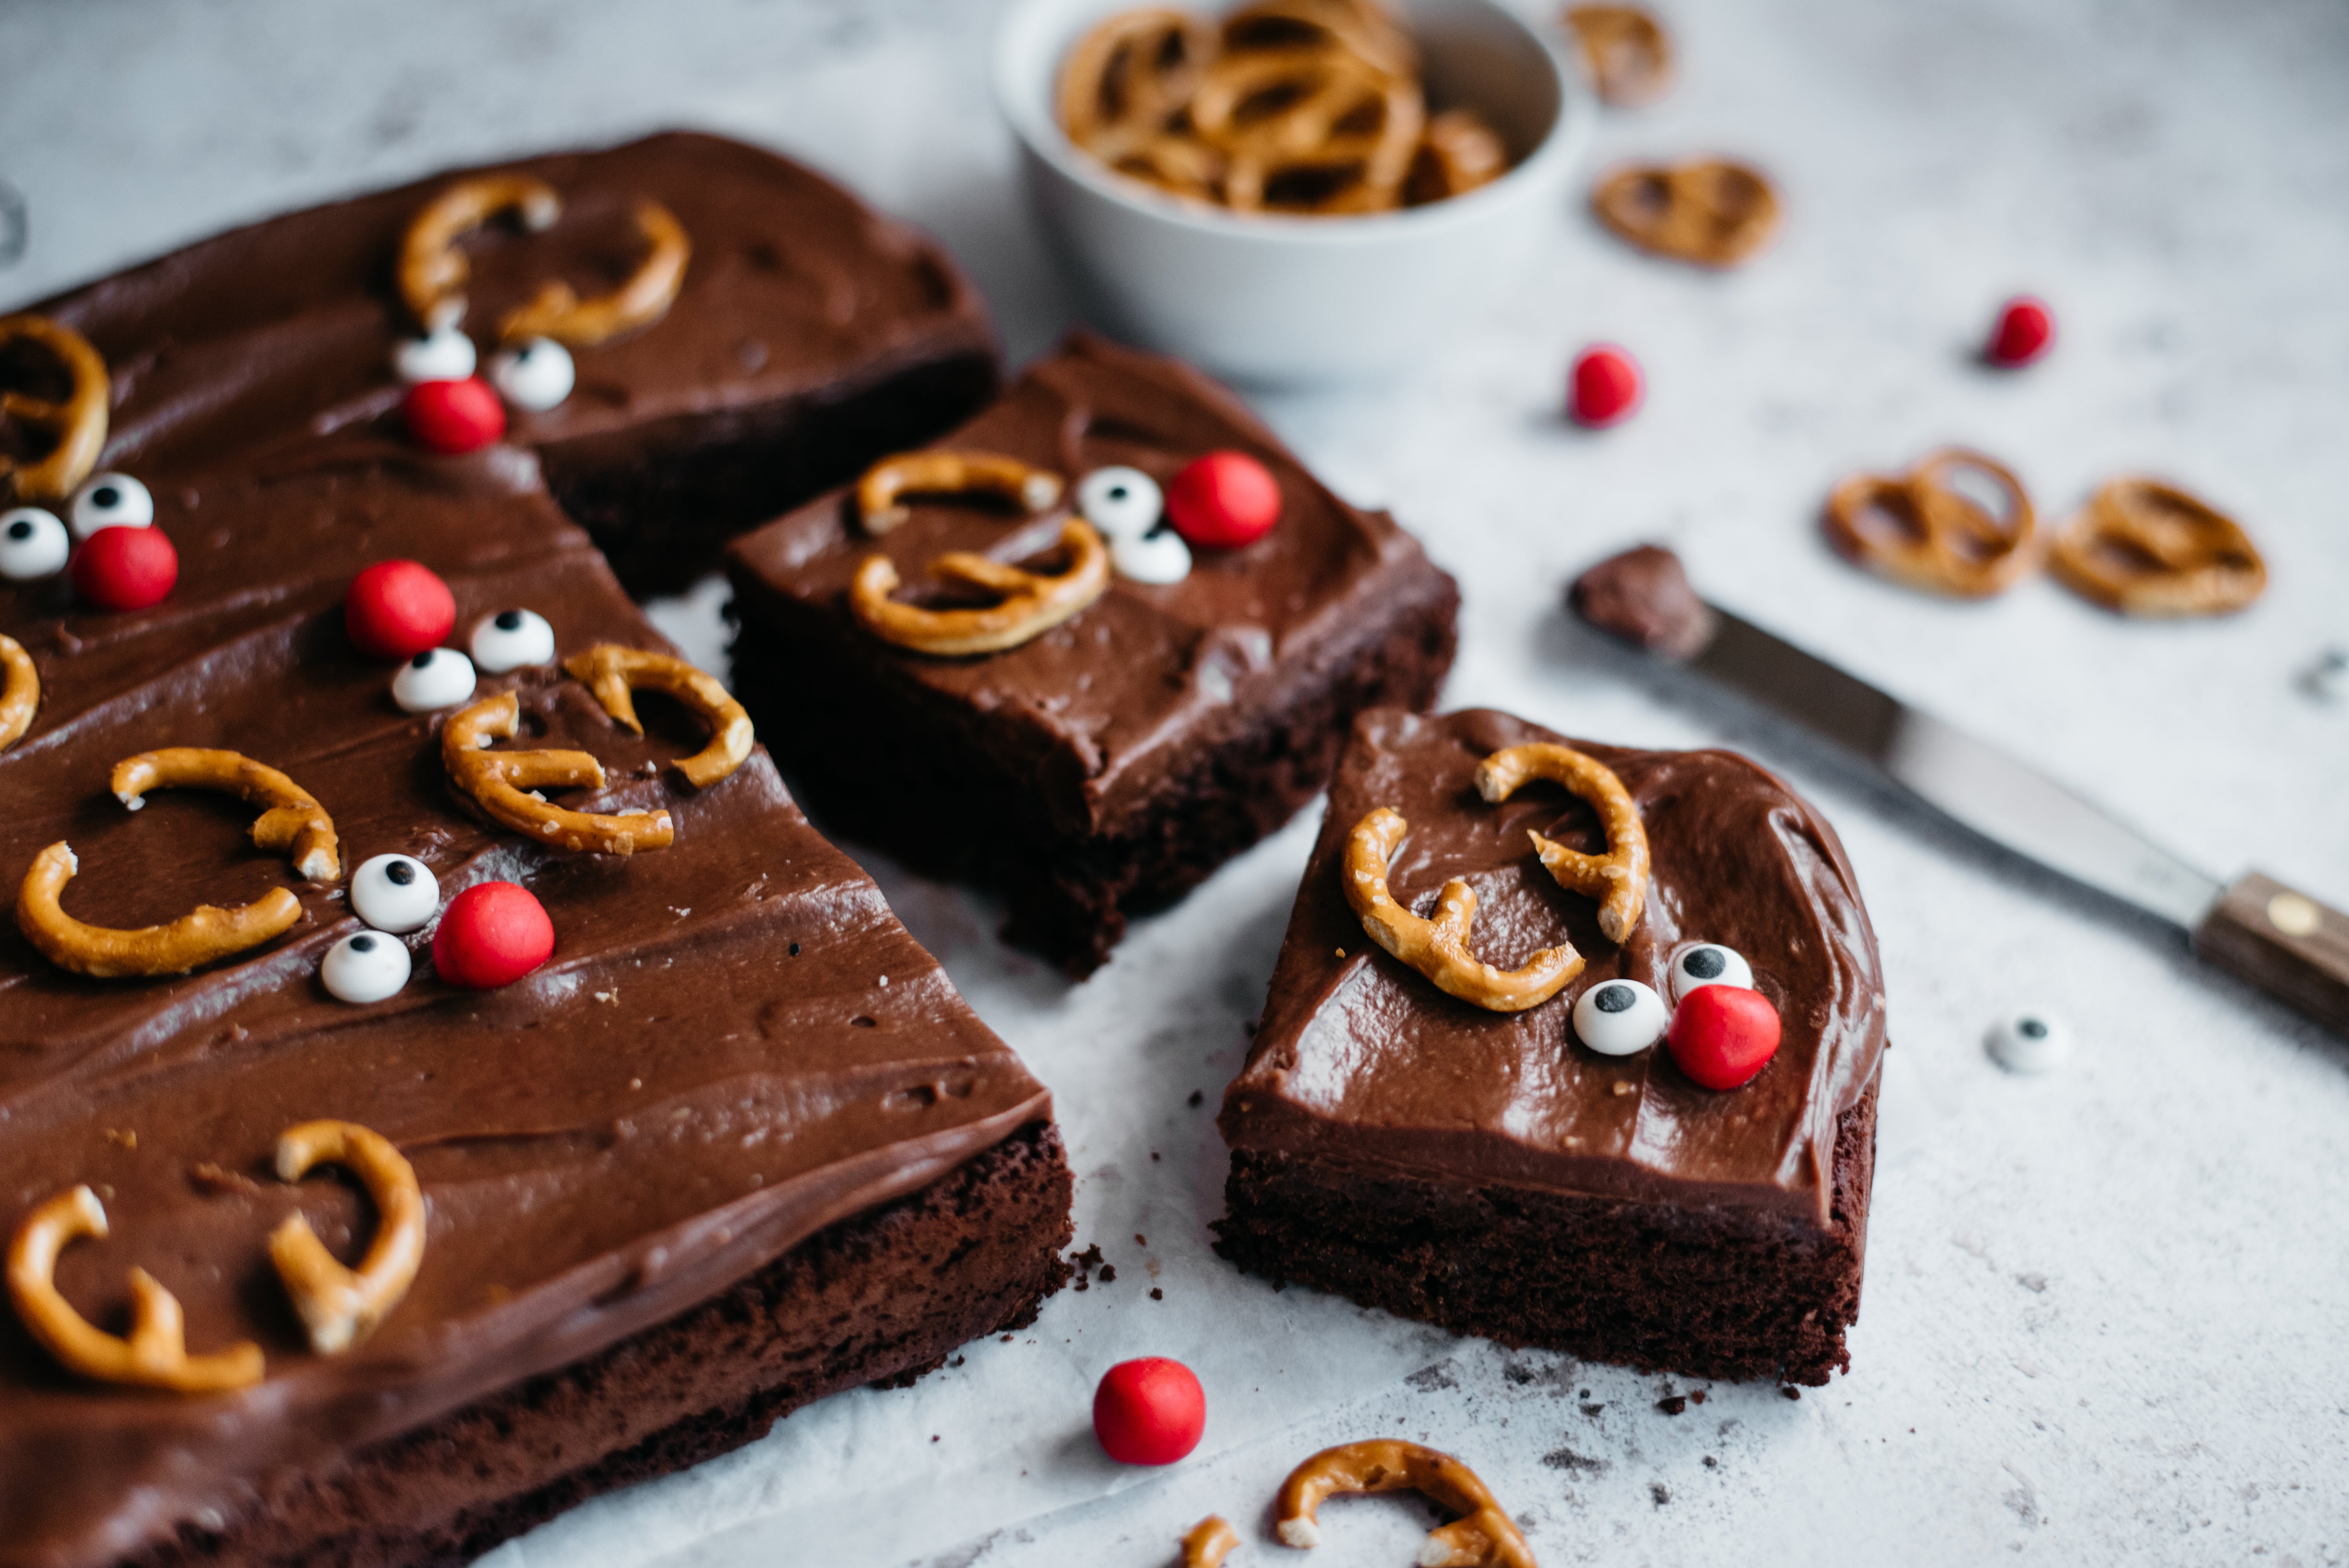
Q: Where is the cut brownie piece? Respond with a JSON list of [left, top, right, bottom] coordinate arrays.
[[1215, 707, 1886, 1385], [725, 332, 1460, 975]]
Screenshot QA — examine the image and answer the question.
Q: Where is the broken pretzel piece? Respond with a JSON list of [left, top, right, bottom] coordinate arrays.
[[1475, 741, 1650, 943], [113, 747, 340, 882], [1276, 1439, 1536, 1568], [1, 632, 37, 752], [563, 643, 752, 790], [6, 1185, 264, 1393], [0, 313, 110, 503], [851, 518, 1113, 658], [1182, 1515, 1241, 1568], [857, 450, 1066, 536], [442, 690, 674, 855], [1343, 806, 1584, 1013], [270, 1120, 424, 1355], [2049, 476, 2265, 616]]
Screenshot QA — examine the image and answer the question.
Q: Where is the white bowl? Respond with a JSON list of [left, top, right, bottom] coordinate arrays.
[[995, 0, 1594, 386]]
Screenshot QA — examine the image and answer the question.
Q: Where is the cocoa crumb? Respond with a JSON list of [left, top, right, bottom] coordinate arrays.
[[1150, 1287, 1163, 1300], [1098, 1264, 1117, 1282], [1188, 1090, 1204, 1107], [1782, 1386, 1801, 1400], [1657, 1395, 1688, 1415]]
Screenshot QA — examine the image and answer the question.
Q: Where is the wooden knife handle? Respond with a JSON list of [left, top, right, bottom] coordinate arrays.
[[2191, 872, 2349, 1037]]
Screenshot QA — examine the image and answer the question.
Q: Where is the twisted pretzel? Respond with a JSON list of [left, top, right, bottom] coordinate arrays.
[[442, 690, 674, 855], [497, 199, 691, 347], [113, 748, 340, 882], [857, 450, 1065, 536], [563, 644, 752, 790], [1564, 4, 1674, 106], [1593, 158, 1780, 267], [1222, 0, 1417, 77], [1275, 1440, 1535, 1568], [6, 1185, 264, 1393], [269, 1120, 424, 1355], [1192, 47, 1424, 214], [851, 520, 1111, 656], [1182, 1515, 1240, 1568], [1058, 8, 1218, 158], [1407, 109, 1510, 205], [0, 632, 36, 752], [1343, 806, 1584, 1012], [0, 313, 109, 503], [1823, 447, 2038, 599], [2049, 476, 2266, 617], [1475, 741, 1650, 943], [399, 174, 562, 335]]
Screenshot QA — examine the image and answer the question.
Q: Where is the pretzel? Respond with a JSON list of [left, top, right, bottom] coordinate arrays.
[[1275, 1440, 1535, 1568], [0, 313, 110, 503], [1407, 109, 1510, 205], [442, 690, 674, 854], [1192, 47, 1424, 214], [497, 198, 691, 347], [563, 643, 752, 790], [0, 632, 36, 752], [2048, 477, 2266, 616], [113, 748, 340, 882], [1563, 4, 1674, 106], [1343, 806, 1584, 1012], [1823, 447, 2038, 598], [399, 174, 562, 335], [1058, 8, 1218, 158], [1182, 1515, 1241, 1568], [269, 1120, 424, 1355], [6, 1185, 264, 1393], [1222, 0, 1417, 77], [857, 450, 1065, 535], [1592, 159, 1780, 267], [1475, 741, 1650, 943], [851, 519, 1111, 656]]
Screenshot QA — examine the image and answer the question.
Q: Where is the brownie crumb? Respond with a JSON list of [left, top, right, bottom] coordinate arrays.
[[1503, 1363, 1535, 1386], [1151, 1151, 1161, 1161], [1098, 1264, 1117, 1283], [1657, 1395, 1688, 1415], [1782, 1386, 1801, 1401], [1650, 1482, 1671, 1506], [1149, 1288, 1163, 1300], [949, 1356, 965, 1368], [1703, 1455, 1718, 1468], [1691, 1390, 1707, 1404], [1580, 1403, 1604, 1419], [1541, 1447, 1608, 1474], [1134, 1234, 1147, 1246], [1188, 1089, 1205, 1107]]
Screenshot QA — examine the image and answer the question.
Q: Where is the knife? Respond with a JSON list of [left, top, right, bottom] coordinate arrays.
[[1571, 545, 2349, 1038]]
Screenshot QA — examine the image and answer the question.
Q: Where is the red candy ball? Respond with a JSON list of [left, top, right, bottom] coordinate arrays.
[[1667, 983, 1782, 1091], [1569, 345, 1643, 427], [1092, 1357, 1206, 1466], [71, 524, 177, 611], [1986, 297, 2055, 367], [346, 559, 457, 659], [403, 377, 507, 454], [432, 882, 554, 989], [1166, 451, 1282, 550]]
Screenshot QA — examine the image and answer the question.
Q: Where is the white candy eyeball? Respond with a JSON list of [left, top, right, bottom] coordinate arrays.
[[1573, 978, 1669, 1057], [69, 473, 153, 541], [391, 647, 475, 712], [322, 929, 412, 1004], [1077, 465, 1165, 541], [393, 325, 478, 383], [1986, 1010, 2071, 1075], [351, 852, 440, 933], [490, 337, 574, 412], [469, 607, 555, 672], [1667, 942, 1754, 1004], [1110, 528, 1192, 585], [0, 507, 70, 580]]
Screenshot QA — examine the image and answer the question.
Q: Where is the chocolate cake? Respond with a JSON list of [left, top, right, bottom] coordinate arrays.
[[1216, 707, 1884, 1385], [725, 332, 1461, 975], [0, 135, 1069, 1568]]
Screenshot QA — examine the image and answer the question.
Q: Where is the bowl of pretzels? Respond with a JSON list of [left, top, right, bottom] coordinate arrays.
[[998, 0, 1590, 384]]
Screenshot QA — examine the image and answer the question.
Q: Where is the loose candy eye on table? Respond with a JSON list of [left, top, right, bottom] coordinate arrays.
[[1986, 1010, 2072, 1074]]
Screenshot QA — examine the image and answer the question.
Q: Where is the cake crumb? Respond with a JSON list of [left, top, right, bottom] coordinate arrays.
[[1691, 1390, 1707, 1404], [1135, 1234, 1147, 1246], [1151, 1150, 1161, 1161], [1703, 1455, 1718, 1468], [1150, 1287, 1164, 1300], [1098, 1264, 1117, 1283], [1657, 1395, 1688, 1415], [1188, 1090, 1204, 1107], [1650, 1482, 1671, 1506], [1782, 1386, 1801, 1400]]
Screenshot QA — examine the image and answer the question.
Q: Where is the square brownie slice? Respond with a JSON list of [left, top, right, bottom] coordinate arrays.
[[725, 332, 1460, 974], [1215, 707, 1885, 1385]]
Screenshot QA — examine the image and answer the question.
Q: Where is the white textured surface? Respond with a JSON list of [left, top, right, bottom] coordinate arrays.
[[4, 1, 2348, 1564]]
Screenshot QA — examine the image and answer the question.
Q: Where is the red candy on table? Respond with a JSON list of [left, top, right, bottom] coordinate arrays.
[[1092, 1356, 1206, 1465], [1165, 451, 1282, 550], [70, 525, 177, 611], [1667, 982, 1782, 1090], [432, 882, 554, 989], [403, 376, 507, 454], [346, 559, 457, 659], [1569, 345, 1643, 427], [1986, 296, 2055, 366]]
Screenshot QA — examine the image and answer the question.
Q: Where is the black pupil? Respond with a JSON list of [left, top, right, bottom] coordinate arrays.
[[1108, 486, 1128, 501], [1594, 984, 1634, 1014], [6, 520, 30, 540], [2019, 1018, 2046, 1039], [1685, 948, 1727, 979], [496, 610, 524, 630], [411, 651, 433, 668], [351, 934, 376, 953], [92, 487, 119, 509], [386, 861, 415, 885]]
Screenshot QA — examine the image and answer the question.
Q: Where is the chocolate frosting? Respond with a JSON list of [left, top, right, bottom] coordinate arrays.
[[1221, 708, 1884, 1228], [1569, 544, 1716, 658], [0, 138, 1047, 1568], [727, 332, 1454, 840]]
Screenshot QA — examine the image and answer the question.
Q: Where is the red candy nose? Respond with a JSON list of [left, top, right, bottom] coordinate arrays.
[[1166, 451, 1282, 550], [1569, 345, 1643, 427], [1092, 1356, 1206, 1465], [1986, 297, 2055, 366], [1667, 983, 1781, 1090], [346, 559, 456, 659], [404, 377, 507, 455], [71, 525, 178, 611], [432, 882, 554, 990]]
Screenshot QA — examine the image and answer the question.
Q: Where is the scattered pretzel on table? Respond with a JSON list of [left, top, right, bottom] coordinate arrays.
[[0, 632, 37, 752], [1275, 1440, 1537, 1568], [1562, 4, 1674, 106], [857, 450, 1065, 535], [1823, 447, 2038, 599], [399, 175, 689, 345], [1592, 158, 1780, 267], [2048, 476, 2265, 616], [0, 312, 109, 503], [563, 644, 753, 790], [1343, 806, 1586, 1012], [6, 1185, 265, 1393], [443, 690, 674, 855], [1475, 741, 1650, 944], [269, 1120, 425, 1355], [1181, 1515, 1241, 1568]]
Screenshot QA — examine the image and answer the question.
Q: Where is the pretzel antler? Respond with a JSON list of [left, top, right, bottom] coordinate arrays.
[[497, 199, 691, 347], [442, 690, 674, 854], [0, 633, 38, 752], [0, 313, 110, 503], [269, 1120, 425, 1355], [562, 644, 752, 790], [399, 174, 562, 335], [1343, 806, 1584, 1012], [113, 748, 340, 882], [1474, 741, 1649, 943], [1275, 1440, 1535, 1568], [857, 450, 1065, 536]]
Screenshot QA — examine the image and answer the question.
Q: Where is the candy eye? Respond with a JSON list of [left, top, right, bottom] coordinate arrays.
[[1667, 942, 1754, 1003], [351, 853, 441, 933], [490, 337, 575, 412], [321, 930, 412, 1003], [1077, 465, 1165, 541], [1573, 978, 1668, 1057], [393, 325, 478, 384], [1110, 529, 1192, 585], [469, 607, 555, 672], [69, 473, 153, 540], [391, 647, 476, 712], [1986, 1010, 2071, 1074], [0, 507, 70, 580]]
